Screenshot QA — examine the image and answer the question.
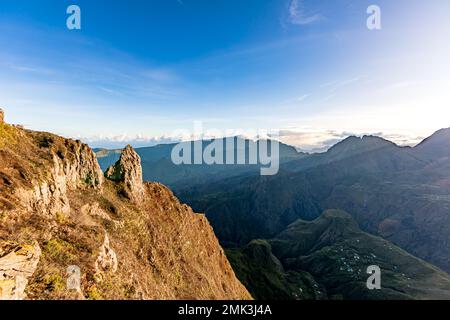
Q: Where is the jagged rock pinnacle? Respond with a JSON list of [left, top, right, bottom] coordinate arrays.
[[0, 108, 4, 124], [105, 145, 144, 201]]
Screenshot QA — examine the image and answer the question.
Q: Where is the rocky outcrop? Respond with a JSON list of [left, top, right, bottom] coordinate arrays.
[[0, 108, 4, 124], [95, 233, 118, 282], [60, 140, 104, 190], [0, 112, 251, 300], [95, 233, 118, 278], [16, 140, 103, 218], [81, 203, 111, 221], [0, 242, 41, 300], [105, 145, 144, 201]]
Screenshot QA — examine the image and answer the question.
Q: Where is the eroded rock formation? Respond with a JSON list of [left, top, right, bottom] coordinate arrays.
[[95, 233, 118, 277], [0, 242, 41, 300], [0, 111, 251, 300], [105, 145, 144, 201]]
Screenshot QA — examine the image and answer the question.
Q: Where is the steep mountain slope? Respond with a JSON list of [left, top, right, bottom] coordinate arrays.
[[414, 128, 450, 160], [226, 240, 325, 300], [284, 135, 425, 173], [178, 132, 450, 274], [0, 117, 251, 300], [228, 210, 450, 300], [180, 171, 321, 246], [178, 135, 426, 246]]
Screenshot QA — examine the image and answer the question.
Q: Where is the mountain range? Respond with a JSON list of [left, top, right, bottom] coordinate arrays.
[[95, 137, 306, 190], [3, 107, 448, 300], [97, 128, 450, 299]]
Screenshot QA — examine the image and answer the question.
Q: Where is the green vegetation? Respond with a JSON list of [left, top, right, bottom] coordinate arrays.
[[0, 124, 17, 147], [42, 271, 65, 293], [176, 130, 450, 276], [229, 210, 450, 300], [226, 240, 324, 300], [86, 285, 103, 300], [43, 239, 78, 264], [37, 136, 54, 148]]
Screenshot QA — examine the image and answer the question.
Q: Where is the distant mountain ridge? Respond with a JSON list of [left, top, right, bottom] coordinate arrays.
[[172, 129, 450, 273], [96, 136, 306, 190], [94, 128, 450, 300], [96, 131, 446, 190]]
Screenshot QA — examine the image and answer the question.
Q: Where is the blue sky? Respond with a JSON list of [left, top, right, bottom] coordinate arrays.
[[1, 0, 450, 150]]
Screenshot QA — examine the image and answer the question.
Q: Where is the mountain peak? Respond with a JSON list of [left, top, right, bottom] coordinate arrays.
[[416, 127, 450, 147], [327, 135, 394, 158], [105, 144, 144, 201], [414, 127, 450, 160]]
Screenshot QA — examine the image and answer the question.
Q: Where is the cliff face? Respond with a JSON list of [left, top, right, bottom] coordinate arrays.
[[0, 118, 251, 300]]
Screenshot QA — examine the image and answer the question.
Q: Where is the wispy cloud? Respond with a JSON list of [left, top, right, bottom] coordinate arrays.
[[384, 81, 417, 91], [320, 76, 363, 93], [6, 63, 55, 76], [288, 0, 323, 26], [282, 94, 310, 104], [293, 94, 310, 102], [142, 68, 178, 83]]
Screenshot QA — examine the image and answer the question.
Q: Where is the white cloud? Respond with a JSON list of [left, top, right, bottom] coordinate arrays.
[[78, 134, 181, 149], [78, 126, 424, 153], [277, 128, 424, 153], [288, 0, 323, 25]]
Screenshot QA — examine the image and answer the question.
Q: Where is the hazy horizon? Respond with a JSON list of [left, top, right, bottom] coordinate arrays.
[[79, 128, 441, 153]]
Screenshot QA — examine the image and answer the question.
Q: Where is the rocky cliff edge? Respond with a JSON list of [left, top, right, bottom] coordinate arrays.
[[0, 112, 251, 300]]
